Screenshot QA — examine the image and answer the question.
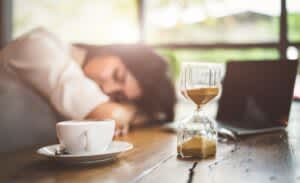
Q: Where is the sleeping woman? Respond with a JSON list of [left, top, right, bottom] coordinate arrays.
[[0, 27, 176, 136]]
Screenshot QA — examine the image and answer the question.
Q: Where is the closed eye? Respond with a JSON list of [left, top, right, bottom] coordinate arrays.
[[113, 69, 127, 84]]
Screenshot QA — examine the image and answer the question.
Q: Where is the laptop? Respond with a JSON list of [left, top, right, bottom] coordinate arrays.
[[217, 60, 299, 135]]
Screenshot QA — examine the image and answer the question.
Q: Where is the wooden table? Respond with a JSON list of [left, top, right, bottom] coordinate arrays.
[[1, 102, 300, 183]]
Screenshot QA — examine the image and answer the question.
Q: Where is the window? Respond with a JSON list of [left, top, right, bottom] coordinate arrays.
[[13, 0, 138, 44], [9, 0, 300, 62], [165, 48, 279, 63], [145, 0, 280, 44], [287, 0, 300, 42]]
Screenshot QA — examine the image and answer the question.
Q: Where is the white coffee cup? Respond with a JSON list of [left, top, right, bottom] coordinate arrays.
[[56, 120, 115, 154]]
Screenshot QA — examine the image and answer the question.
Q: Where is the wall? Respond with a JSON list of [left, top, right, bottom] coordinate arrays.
[[0, 0, 12, 48]]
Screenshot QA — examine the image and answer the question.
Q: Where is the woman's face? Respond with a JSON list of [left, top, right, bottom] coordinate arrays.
[[83, 56, 142, 102]]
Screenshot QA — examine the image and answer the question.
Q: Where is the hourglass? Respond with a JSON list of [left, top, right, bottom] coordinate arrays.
[[177, 63, 222, 158]]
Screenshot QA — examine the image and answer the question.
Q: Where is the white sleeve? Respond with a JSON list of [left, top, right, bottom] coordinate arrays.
[[4, 28, 108, 120]]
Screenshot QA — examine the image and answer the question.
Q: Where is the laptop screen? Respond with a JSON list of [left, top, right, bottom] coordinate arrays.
[[217, 60, 298, 129]]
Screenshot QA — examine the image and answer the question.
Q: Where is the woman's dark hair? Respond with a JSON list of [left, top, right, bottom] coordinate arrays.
[[76, 44, 176, 123]]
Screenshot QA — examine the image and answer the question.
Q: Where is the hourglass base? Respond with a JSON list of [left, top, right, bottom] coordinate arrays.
[[177, 110, 217, 159], [177, 136, 216, 159]]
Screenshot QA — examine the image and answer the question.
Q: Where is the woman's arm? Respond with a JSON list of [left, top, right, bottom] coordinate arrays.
[[4, 28, 108, 120], [86, 102, 136, 136]]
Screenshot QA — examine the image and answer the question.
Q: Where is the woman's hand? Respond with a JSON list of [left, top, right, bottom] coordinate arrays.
[[111, 103, 136, 136], [86, 102, 136, 136]]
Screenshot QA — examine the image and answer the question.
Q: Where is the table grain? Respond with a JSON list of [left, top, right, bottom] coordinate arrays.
[[1, 102, 300, 183]]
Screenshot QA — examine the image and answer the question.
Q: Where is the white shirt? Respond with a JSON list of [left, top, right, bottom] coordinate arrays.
[[0, 27, 108, 120]]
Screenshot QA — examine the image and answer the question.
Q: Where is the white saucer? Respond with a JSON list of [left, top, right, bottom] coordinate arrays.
[[37, 141, 133, 164]]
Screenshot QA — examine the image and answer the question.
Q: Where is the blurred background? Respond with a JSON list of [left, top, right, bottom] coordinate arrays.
[[0, 0, 299, 152], [0, 0, 300, 77]]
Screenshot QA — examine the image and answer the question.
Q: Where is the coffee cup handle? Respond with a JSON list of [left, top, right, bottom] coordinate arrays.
[[82, 130, 90, 152]]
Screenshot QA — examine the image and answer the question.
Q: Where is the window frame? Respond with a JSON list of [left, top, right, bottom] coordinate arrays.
[[1, 0, 299, 60], [137, 0, 299, 61]]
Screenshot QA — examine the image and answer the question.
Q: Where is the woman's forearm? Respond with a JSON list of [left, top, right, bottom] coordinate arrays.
[[86, 102, 136, 123]]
